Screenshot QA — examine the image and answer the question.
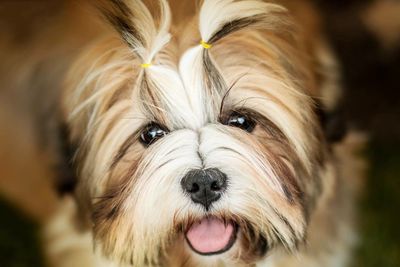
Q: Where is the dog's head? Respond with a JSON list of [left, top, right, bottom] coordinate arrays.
[[62, 0, 334, 265]]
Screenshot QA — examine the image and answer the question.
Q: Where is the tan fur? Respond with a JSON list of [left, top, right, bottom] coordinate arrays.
[[0, 1, 365, 266], [59, 1, 363, 266]]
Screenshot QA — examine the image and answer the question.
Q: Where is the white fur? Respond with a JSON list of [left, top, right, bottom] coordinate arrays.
[[59, 0, 358, 266]]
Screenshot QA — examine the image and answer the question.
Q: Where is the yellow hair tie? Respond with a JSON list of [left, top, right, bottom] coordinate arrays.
[[140, 63, 152, 69], [200, 40, 212, 49]]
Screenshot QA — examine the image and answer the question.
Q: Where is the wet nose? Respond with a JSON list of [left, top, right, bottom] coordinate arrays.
[[181, 168, 228, 210]]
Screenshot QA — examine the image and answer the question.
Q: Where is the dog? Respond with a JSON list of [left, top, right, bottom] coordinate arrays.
[[35, 0, 366, 266]]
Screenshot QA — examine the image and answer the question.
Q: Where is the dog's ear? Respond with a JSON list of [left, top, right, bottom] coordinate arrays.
[[314, 100, 347, 143], [55, 122, 77, 194]]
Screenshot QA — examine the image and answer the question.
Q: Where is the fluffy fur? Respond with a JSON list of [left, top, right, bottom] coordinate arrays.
[[41, 0, 365, 266]]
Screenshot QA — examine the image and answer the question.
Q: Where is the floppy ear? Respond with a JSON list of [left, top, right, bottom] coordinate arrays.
[[314, 100, 347, 143]]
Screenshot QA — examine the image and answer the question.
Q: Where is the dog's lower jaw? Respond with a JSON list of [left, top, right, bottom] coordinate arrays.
[[44, 130, 363, 267]]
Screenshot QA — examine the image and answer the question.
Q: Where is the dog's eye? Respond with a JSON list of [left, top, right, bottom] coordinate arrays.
[[224, 111, 256, 132], [140, 123, 168, 146]]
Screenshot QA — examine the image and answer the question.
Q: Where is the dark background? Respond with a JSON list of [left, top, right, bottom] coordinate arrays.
[[316, 1, 400, 266], [0, 0, 399, 266]]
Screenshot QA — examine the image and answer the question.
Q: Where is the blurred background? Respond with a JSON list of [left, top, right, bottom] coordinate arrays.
[[0, 0, 399, 266]]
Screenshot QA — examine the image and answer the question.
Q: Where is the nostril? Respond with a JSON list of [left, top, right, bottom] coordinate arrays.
[[189, 182, 200, 193], [210, 181, 220, 191]]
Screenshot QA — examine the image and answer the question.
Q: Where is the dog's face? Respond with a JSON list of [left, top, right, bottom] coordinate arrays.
[[63, 0, 327, 265]]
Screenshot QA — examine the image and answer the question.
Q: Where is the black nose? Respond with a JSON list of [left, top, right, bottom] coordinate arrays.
[[181, 168, 228, 210]]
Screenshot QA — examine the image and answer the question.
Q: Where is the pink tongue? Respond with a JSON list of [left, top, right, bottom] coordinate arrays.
[[186, 217, 234, 254]]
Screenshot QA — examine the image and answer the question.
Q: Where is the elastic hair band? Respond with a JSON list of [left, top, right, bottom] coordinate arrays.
[[141, 63, 152, 69], [200, 40, 212, 49]]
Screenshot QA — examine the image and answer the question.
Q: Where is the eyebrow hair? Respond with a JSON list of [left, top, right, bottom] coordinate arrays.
[[208, 15, 265, 44], [200, 12, 290, 115], [202, 16, 265, 93]]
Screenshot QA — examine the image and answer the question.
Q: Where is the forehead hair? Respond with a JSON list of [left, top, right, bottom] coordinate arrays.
[[97, 0, 299, 129]]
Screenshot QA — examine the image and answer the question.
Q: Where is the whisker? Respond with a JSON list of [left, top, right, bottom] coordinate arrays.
[[219, 73, 249, 118]]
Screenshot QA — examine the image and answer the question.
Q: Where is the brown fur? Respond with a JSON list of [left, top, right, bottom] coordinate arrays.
[[0, 1, 365, 267]]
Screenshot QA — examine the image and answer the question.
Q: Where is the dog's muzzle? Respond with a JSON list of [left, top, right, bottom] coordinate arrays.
[[181, 169, 237, 255]]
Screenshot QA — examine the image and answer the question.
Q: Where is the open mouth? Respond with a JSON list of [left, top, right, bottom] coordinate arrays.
[[185, 217, 238, 256]]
